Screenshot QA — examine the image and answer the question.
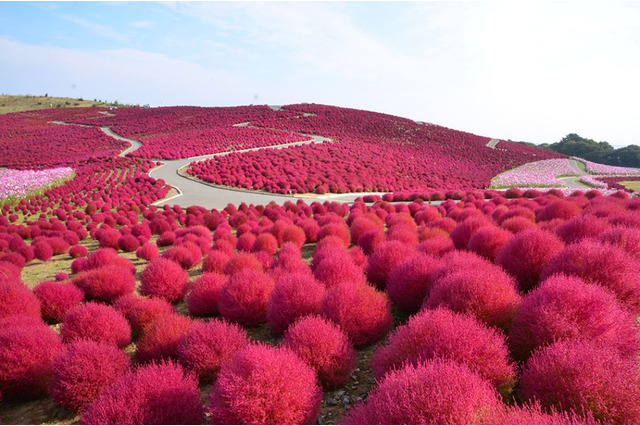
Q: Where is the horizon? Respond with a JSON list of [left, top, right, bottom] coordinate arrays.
[[1, 1, 638, 148]]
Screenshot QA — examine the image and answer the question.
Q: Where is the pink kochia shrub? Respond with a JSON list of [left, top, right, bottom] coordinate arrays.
[[135, 313, 193, 363], [597, 226, 640, 259], [341, 359, 502, 425], [509, 274, 640, 360], [202, 250, 231, 274], [81, 361, 204, 425], [0, 279, 41, 319], [207, 344, 322, 425], [140, 258, 189, 303], [386, 253, 440, 313], [372, 308, 516, 397], [321, 281, 393, 347], [466, 226, 512, 261], [33, 280, 84, 323], [519, 339, 640, 424], [49, 341, 130, 413], [267, 273, 325, 335], [72, 265, 135, 303], [61, 302, 131, 348], [283, 315, 356, 389], [313, 249, 364, 288], [218, 269, 275, 327], [113, 295, 175, 333], [365, 240, 416, 288], [136, 242, 159, 261], [0, 318, 64, 399], [177, 319, 249, 383], [540, 240, 640, 313], [185, 273, 227, 317]]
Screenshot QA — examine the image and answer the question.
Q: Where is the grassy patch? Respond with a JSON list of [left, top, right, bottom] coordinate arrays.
[[618, 181, 640, 193], [0, 94, 117, 114]]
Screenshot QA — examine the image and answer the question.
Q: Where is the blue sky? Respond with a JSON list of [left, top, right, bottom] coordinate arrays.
[[1, 2, 639, 147]]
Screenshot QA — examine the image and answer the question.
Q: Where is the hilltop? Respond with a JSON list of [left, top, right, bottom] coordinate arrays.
[[0, 94, 119, 115]]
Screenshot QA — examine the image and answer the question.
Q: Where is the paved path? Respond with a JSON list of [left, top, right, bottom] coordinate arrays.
[[486, 138, 500, 149], [100, 126, 143, 157], [568, 158, 587, 175]]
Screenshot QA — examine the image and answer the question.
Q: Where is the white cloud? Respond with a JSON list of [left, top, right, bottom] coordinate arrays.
[[58, 14, 129, 44], [130, 20, 154, 29]]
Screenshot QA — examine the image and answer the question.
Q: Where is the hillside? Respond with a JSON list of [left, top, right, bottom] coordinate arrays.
[[0, 94, 117, 115]]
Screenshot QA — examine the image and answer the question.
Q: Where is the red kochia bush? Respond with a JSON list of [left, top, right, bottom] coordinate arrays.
[[117, 234, 140, 252], [597, 226, 640, 260], [208, 344, 322, 425], [224, 252, 264, 275], [283, 315, 356, 389], [81, 361, 204, 425], [489, 400, 598, 425], [541, 240, 640, 313], [450, 216, 493, 249], [202, 250, 231, 274], [135, 313, 193, 363], [113, 295, 175, 333], [321, 281, 393, 347], [386, 253, 440, 313], [555, 214, 610, 244], [267, 273, 325, 335], [33, 241, 53, 262], [253, 232, 278, 255], [161, 245, 198, 269], [519, 339, 640, 424], [185, 273, 227, 317], [136, 242, 159, 261], [509, 274, 640, 360], [424, 266, 521, 330], [49, 341, 130, 412], [313, 250, 364, 288], [33, 280, 84, 323], [72, 265, 135, 303], [536, 199, 582, 222], [372, 308, 516, 397], [140, 258, 189, 303], [61, 302, 131, 348], [495, 228, 564, 292], [365, 240, 416, 288], [177, 319, 249, 382], [466, 226, 512, 261], [218, 269, 275, 326], [0, 318, 64, 399], [0, 279, 41, 319], [341, 359, 502, 425]]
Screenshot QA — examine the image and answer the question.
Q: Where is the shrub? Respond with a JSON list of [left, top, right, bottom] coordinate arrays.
[[386, 253, 440, 313], [140, 258, 189, 303], [113, 295, 175, 333], [202, 250, 231, 274], [72, 265, 135, 303], [162, 245, 198, 269], [540, 240, 640, 313], [466, 226, 511, 261], [207, 344, 322, 425], [317, 222, 351, 248], [0, 318, 64, 399], [81, 361, 204, 425], [424, 266, 521, 329], [33, 280, 84, 323], [495, 228, 564, 292], [224, 252, 264, 275], [177, 319, 249, 383], [489, 401, 598, 425], [501, 215, 537, 233], [0, 279, 41, 319], [341, 359, 502, 425], [49, 341, 130, 412], [510, 274, 640, 360], [597, 226, 640, 260], [135, 313, 193, 363], [253, 232, 278, 255], [313, 251, 364, 288], [267, 273, 325, 335], [236, 232, 256, 252], [536, 199, 582, 222], [61, 302, 131, 348], [136, 242, 159, 262], [365, 240, 416, 288], [33, 241, 53, 262], [450, 216, 493, 249], [386, 224, 419, 247], [117, 234, 140, 252], [357, 229, 385, 255], [372, 308, 516, 397], [281, 224, 307, 248], [555, 214, 610, 244], [185, 273, 227, 317], [321, 281, 393, 347], [519, 339, 640, 424], [218, 269, 275, 326], [283, 315, 356, 389]]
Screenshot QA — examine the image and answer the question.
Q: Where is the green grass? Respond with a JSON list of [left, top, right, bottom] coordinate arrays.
[[618, 181, 640, 193], [0, 94, 117, 114]]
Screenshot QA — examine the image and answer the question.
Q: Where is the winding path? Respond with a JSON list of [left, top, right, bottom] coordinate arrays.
[[486, 138, 500, 149]]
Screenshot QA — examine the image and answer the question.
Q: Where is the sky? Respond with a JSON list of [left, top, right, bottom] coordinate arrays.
[[1, 1, 639, 147]]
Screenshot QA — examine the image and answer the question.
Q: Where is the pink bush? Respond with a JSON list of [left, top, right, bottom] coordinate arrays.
[[177, 319, 249, 382], [267, 273, 325, 335], [49, 341, 130, 412], [253, 232, 278, 255], [386, 253, 440, 313], [218, 269, 275, 326], [81, 361, 204, 425], [313, 250, 364, 288], [450, 216, 493, 249], [185, 273, 227, 317], [519, 339, 640, 424], [117, 234, 140, 252], [536, 199, 582, 222], [140, 258, 189, 303], [341, 359, 502, 425], [208, 344, 322, 425], [597, 226, 640, 259], [0, 279, 41, 319], [135, 313, 193, 363], [161, 245, 199, 269], [72, 265, 135, 303], [365, 240, 416, 288], [372, 308, 516, 397], [113, 295, 175, 333], [33, 241, 53, 262], [136, 242, 159, 261], [321, 281, 393, 347], [202, 249, 231, 274], [61, 302, 131, 348], [466, 226, 511, 261], [283, 315, 356, 389], [224, 252, 264, 275], [33, 280, 84, 323]]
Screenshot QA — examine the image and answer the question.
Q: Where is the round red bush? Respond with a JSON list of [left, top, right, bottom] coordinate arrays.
[[162, 245, 198, 269], [510, 274, 640, 360], [72, 265, 135, 303], [208, 344, 322, 425], [61, 302, 131, 348], [372, 308, 516, 397], [202, 249, 231, 274], [321, 281, 393, 347], [218, 269, 275, 326], [224, 252, 264, 275], [365, 240, 416, 288], [117, 234, 140, 253], [317, 222, 351, 249], [536, 199, 582, 222], [281, 224, 306, 248], [450, 216, 493, 249], [313, 251, 364, 288], [140, 258, 189, 303], [267, 273, 325, 335], [283, 315, 356, 389], [253, 232, 278, 255], [597, 225, 640, 260], [0, 279, 41, 319], [519, 339, 640, 424], [48, 236, 70, 255], [113, 295, 175, 333], [185, 273, 227, 317], [386, 253, 440, 313], [489, 401, 598, 425], [33, 280, 84, 323], [33, 241, 53, 262], [555, 214, 610, 244], [357, 228, 385, 255], [177, 319, 249, 383], [342, 359, 502, 425], [495, 228, 564, 292], [81, 361, 204, 425], [135, 313, 193, 363], [136, 242, 159, 262], [49, 341, 130, 413], [466, 226, 512, 261]]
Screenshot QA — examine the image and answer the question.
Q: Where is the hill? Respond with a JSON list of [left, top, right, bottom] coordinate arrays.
[[0, 94, 118, 115]]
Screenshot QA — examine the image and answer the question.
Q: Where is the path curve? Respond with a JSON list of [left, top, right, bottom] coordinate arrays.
[[486, 138, 499, 149]]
